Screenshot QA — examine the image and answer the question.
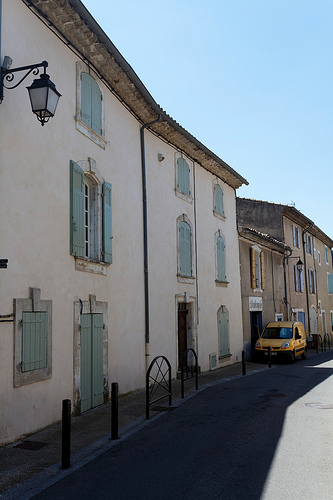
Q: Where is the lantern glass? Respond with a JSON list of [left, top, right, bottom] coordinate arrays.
[[27, 73, 61, 124]]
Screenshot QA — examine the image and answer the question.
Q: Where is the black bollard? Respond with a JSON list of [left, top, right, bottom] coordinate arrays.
[[111, 382, 119, 440], [268, 346, 272, 368], [62, 399, 71, 470]]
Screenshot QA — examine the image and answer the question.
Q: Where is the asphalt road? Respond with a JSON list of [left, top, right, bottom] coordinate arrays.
[[32, 351, 333, 500]]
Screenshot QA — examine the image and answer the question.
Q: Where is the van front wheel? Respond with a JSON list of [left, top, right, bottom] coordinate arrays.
[[301, 348, 307, 360], [290, 351, 296, 363]]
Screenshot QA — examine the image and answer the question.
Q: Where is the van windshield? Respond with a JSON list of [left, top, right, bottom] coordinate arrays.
[[262, 327, 293, 339]]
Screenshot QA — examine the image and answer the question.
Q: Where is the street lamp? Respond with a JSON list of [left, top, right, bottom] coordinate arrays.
[[1, 58, 61, 126]]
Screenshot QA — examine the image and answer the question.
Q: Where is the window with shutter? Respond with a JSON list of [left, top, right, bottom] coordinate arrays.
[[179, 221, 192, 277], [328, 274, 333, 294], [14, 288, 52, 387], [81, 73, 102, 135], [70, 161, 112, 266], [177, 158, 190, 197], [216, 235, 226, 282], [22, 312, 48, 372], [214, 184, 224, 216]]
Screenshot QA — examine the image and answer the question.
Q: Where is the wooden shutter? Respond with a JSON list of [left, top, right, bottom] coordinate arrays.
[[80, 314, 92, 412], [260, 251, 265, 289], [179, 221, 191, 277], [92, 314, 104, 407], [177, 158, 190, 196], [294, 265, 299, 291], [22, 312, 47, 372], [91, 78, 102, 135], [102, 182, 112, 263], [214, 185, 224, 215], [328, 274, 333, 294], [70, 160, 85, 257], [81, 72, 92, 128], [251, 247, 256, 289], [217, 236, 226, 281], [219, 310, 229, 357]]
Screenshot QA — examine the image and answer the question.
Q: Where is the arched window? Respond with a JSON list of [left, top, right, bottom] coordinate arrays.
[[81, 73, 102, 135]]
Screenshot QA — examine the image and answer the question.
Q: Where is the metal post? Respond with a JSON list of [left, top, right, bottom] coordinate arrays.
[[111, 382, 119, 440], [242, 350, 246, 376], [268, 346, 272, 368], [62, 399, 71, 470]]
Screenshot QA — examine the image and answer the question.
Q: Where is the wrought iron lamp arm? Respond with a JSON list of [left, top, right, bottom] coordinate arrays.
[[0, 60, 48, 100]]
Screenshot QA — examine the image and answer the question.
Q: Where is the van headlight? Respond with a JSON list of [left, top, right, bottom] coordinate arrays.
[[281, 343, 290, 349], [255, 341, 261, 348]]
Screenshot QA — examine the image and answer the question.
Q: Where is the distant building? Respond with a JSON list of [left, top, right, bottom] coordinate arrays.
[[237, 198, 333, 356]]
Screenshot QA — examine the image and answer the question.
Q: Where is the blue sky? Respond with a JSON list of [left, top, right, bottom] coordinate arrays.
[[81, 0, 333, 239]]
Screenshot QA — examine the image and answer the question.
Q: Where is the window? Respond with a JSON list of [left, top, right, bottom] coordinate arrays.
[[218, 306, 230, 358], [308, 269, 316, 294], [292, 225, 300, 248], [14, 288, 52, 387], [177, 157, 190, 197], [318, 251, 321, 266], [75, 63, 106, 149], [251, 246, 265, 290], [22, 312, 48, 372], [213, 184, 224, 217], [81, 72, 102, 135], [325, 246, 329, 264], [306, 234, 313, 255], [216, 231, 227, 283], [179, 220, 192, 277], [327, 273, 333, 294], [294, 265, 304, 292], [70, 160, 112, 266]]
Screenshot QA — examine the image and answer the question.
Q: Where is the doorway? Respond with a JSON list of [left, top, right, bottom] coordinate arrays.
[[178, 303, 188, 369], [80, 313, 104, 412], [250, 311, 263, 354]]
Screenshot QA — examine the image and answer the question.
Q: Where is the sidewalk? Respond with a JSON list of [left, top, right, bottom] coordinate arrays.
[[0, 359, 270, 498]]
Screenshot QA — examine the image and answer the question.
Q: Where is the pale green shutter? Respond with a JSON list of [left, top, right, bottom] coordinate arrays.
[[70, 160, 85, 257], [177, 158, 190, 196], [214, 185, 224, 215], [180, 221, 191, 277], [22, 312, 47, 372], [217, 236, 226, 281], [91, 78, 102, 135], [81, 73, 92, 128], [102, 182, 112, 263], [80, 314, 92, 412], [92, 314, 104, 407], [328, 274, 333, 294], [219, 310, 229, 357]]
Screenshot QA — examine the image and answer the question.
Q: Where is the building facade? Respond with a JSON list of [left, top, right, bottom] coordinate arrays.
[[238, 227, 289, 357], [237, 198, 333, 353], [0, 0, 247, 444]]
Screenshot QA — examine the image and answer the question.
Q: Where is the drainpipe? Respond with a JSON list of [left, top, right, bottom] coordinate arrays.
[[140, 115, 162, 372], [302, 222, 314, 336], [283, 248, 292, 320]]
